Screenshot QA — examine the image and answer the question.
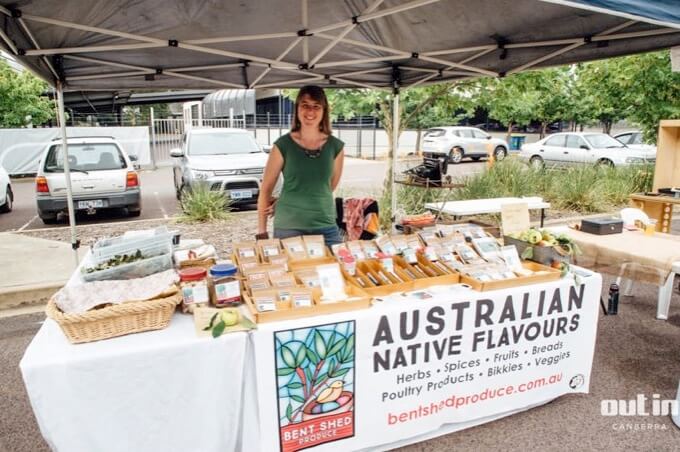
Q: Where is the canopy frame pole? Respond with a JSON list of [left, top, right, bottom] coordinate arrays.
[[16, 18, 60, 79], [309, 0, 441, 34], [507, 19, 639, 75], [390, 67, 400, 230], [308, 0, 384, 68], [314, 55, 410, 68], [302, 0, 309, 63], [56, 80, 79, 266], [257, 75, 325, 89], [250, 37, 303, 88]]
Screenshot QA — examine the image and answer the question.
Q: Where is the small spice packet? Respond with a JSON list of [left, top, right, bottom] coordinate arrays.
[[361, 240, 380, 259], [251, 289, 277, 312], [257, 239, 282, 262], [270, 273, 297, 288], [290, 287, 314, 308], [282, 237, 307, 259], [233, 241, 258, 260], [375, 236, 397, 256], [391, 235, 408, 253], [347, 241, 366, 260], [269, 254, 289, 271], [331, 243, 350, 257], [303, 235, 326, 258], [423, 246, 439, 261], [402, 247, 418, 264], [294, 269, 320, 288], [316, 263, 347, 302], [405, 234, 422, 251]]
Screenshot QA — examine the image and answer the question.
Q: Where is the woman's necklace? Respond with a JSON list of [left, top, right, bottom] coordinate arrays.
[[293, 133, 327, 159]]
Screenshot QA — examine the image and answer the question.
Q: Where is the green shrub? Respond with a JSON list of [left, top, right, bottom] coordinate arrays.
[[179, 183, 232, 223], [548, 165, 605, 212]]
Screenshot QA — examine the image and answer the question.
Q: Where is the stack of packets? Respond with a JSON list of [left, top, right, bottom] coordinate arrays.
[[233, 237, 362, 313], [415, 225, 535, 281], [332, 224, 536, 284]]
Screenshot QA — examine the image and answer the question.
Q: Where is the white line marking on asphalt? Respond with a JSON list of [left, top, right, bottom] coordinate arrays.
[[154, 191, 168, 219], [18, 215, 38, 232]]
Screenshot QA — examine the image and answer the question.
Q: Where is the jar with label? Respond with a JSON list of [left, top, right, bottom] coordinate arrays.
[[179, 267, 210, 314], [209, 264, 242, 307]]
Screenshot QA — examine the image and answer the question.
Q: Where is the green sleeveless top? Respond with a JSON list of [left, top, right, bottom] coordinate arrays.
[[273, 133, 344, 230]]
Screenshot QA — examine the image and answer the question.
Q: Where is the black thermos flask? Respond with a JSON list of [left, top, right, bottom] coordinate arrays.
[[608, 283, 619, 315]]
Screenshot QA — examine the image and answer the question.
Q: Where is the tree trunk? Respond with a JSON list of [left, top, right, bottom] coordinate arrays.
[[505, 122, 513, 144], [603, 120, 612, 134], [540, 122, 548, 139], [415, 127, 422, 155]]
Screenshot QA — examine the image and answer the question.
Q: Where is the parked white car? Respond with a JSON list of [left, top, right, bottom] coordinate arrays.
[[422, 126, 509, 163], [519, 132, 656, 168], [35, 137, 141, 224], [613, 130, 657, 153], [171, 128, 278, 205], [0, 164, 12, 213]]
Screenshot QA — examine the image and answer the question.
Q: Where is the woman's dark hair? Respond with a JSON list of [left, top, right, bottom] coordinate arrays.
[[291, 85, 331, 135]]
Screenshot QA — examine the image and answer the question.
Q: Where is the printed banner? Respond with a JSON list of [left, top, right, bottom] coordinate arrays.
[[274, 321, 355, 452], [253, 273, 602, 451]]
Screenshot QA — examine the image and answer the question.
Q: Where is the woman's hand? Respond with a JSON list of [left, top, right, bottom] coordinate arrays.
[[264, 197, 277, 217]]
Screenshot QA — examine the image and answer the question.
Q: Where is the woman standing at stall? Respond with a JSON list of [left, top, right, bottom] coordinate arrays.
[[256, 85, 345, 246]]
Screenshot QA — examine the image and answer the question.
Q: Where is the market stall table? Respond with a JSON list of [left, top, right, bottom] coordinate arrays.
[[425, 197, 551, 227], [20, 315, 249, 452], [21, 269, 602, 452], [550, 226, 680, 320]]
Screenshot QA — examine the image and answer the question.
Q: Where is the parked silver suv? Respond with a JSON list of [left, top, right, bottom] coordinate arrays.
[[422, 126, 509, 163], [171, 128, 277, 205]]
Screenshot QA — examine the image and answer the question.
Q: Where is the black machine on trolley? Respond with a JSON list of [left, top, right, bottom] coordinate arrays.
[[401, 156, 452, 187]]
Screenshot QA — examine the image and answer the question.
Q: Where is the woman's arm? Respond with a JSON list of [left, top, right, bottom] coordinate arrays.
[[257, 145, 284, 235], [331, 148, 344, 191]]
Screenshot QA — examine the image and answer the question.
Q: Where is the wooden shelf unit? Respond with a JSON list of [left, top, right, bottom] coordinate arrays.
[[629, 120, 680, 233]]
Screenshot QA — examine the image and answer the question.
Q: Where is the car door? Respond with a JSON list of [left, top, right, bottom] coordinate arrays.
[[470, 128, 491, 156], [564, 134, 589, 165], [421, 128, 447, 155], [541, 134, 567, 166], [457, 129, 476, 155]]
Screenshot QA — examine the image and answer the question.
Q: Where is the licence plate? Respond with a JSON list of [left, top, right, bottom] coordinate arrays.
[[78, 199, 104, 209], [230, 190, 253, 200]]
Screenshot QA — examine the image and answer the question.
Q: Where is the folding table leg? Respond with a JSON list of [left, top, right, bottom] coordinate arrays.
[[657, 271, 675, 320], [540, 209, 545, 227]]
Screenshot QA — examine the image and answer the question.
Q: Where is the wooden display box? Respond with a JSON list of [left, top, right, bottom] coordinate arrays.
[[460, 261, 561, 292], [503, 236, 571, 266], [653, 120, 680, 192], [344, 255, 460, 296], [243, 285, 371, 323]]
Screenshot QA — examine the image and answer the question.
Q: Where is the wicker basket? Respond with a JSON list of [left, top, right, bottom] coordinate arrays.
[[46, 292, 182, 344]]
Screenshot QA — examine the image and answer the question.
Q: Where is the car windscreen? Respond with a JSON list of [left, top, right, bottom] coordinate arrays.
[[585, 134, 625, 149], [44, 143, 126, 172], [188, 132, 260, 155]]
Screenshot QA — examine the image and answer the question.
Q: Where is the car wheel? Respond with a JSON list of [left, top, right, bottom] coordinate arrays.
[[0, 186, 12, 213], [448, 147, 464, 164], [529, 156, 544, 169], [128, 204, 142, 217], [597, 159, 614, 168], [494, 146, 507, 161]]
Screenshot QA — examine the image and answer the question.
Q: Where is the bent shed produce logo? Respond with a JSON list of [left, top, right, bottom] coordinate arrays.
[[274, 320, 355, 452]]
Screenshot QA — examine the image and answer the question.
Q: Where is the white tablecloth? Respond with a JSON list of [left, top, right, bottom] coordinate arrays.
[[20, 315, 249, 452]]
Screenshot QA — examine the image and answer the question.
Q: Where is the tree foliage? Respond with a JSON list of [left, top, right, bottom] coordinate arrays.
[[0, 60, 55, 127]]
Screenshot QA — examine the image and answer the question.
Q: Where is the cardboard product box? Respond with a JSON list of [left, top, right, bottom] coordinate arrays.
[[581, 217, 623, 235]]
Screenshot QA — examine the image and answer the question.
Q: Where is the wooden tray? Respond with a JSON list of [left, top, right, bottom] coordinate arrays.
[[242, 285, 371, 323], [410, 254, 460, 289], [460, 261, 561, 291]]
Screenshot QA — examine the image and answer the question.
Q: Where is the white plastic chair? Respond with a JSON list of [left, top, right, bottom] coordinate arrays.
[[616, 208, 678, 319]]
